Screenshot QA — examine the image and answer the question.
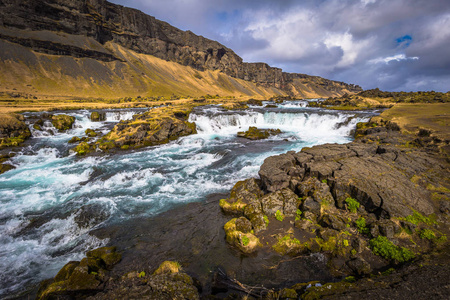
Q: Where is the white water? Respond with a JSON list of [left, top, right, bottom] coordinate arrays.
[[0, 103, 375, 297]]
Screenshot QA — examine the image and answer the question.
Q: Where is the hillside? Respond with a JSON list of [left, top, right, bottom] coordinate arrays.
[[0, 0, 361, 99]]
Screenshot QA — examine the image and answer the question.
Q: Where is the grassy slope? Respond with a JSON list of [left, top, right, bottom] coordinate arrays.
[[0, 36, 282, 100], [375, 103, 450, 140]]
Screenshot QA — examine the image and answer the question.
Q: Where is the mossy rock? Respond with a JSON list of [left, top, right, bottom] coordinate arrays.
[[272, 234, 305, 255], [68, 136, 81, 144], [237, 126, 282, 140], [219, 198, 246, 214], [51, 114, 75, 131], [153, 261, 181, 275], [90, 111, 105, 122], [85, 128, 98, 137], [0, 163, 15, 174], [86, 246, 122, 269], [224, 218, 261, 253], [73, 141, 93, 156]]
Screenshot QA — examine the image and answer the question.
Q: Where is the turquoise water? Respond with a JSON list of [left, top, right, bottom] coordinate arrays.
[[0, 102, 377, 296]]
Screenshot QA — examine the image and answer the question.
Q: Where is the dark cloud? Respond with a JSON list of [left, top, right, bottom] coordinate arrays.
[[109, 0, 450, 92]]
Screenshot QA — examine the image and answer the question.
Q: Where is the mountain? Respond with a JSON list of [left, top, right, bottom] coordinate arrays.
[[0, 0, 362, 99]]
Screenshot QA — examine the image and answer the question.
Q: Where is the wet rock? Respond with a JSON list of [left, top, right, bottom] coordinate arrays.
[[0, 163, 15, 174], [51, 114, 75, 131], [90, 111, 106, 122], [68, 136, 81, 143], [0, 113, 31, 148], [74, 203, 111, 229], [37, 246, 121, 300], [85, 128, 98, 137], [237, 126, 281, 140]]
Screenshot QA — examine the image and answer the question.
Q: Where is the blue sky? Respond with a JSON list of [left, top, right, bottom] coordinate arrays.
[[109, 0, 450, 92]]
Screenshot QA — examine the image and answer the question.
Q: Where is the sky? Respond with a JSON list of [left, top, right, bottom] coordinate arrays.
[[109, 0, 450, 92]]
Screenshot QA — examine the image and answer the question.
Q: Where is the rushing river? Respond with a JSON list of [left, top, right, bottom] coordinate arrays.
[[0, 101, 377, 297]]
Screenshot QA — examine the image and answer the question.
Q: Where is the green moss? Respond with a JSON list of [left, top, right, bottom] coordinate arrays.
[[85, 129, 97, 137], [344, 276, 356, 283], [419, 229, 436, 240], [241, 235, 250, 246], [369, 236, 415, 263], [343, 239, 349, 247], [73, 142, 92, 156], [138, 271, 146, 278], [404, 210, 437, 225], [121, 145, 130, 150], [275, 210, 285, 222], [295, 209, 302, 221], [321, 179, 328, 184], [263, 215, 269, 227], [381, 268, 395, 276], [355, 217, 369, 234], [345, 197, 360, 213]]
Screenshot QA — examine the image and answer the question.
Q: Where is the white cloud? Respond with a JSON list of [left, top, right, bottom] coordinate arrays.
[[369, 54, 419, 64], [324, 31, 374, 68]]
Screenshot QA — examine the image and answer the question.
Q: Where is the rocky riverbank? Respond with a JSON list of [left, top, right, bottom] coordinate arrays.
[[35, 103, 449, 299]]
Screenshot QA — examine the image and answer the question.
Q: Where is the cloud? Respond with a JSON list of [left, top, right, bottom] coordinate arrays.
[[369, 54, 419, 64], [109, 0, 450, 92]]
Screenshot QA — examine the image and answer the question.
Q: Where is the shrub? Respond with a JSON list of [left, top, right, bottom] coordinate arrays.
[[369, 236, 415, 263], [419, 229, 436, 240], [275, 210, 285, 222], [404, 210, 436, 225], [345, 197, 360, 213], [355, 217, 369, 234]]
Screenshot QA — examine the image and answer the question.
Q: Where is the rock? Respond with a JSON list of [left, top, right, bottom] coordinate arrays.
[[153, 261, 181, 275], [0, 113, 31, 148], [68, 136, 81, 143], [237, 126, 281, 140], [259, 152, 297, 192], [85, 129, 98, 137], [51, 114, 75, 131], [347, 257, 372, 275], [0, 163, 15, 174], [90, 111, 106, 122], [302, 197, 321, 217], [235, 217, 252, 233], [101, 107, 197, 149], [74, 203, 111, 229], [220, 178, 264, 215], [319, 214, 346, 231], [224, 218, 261, 254], [37, 246, 122, 299]]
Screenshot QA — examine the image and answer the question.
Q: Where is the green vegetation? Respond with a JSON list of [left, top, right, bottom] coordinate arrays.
[[85, 129, 97, 137], [321, 179, 328, 184], [73, 142, 92, 156], [404, 210, 437, 225], [295, 209, 302, 221], [275, 210, 285, 222], [138, 271, 146, 278], [241, 235, 250, 246], [419, 229, 436, 240], [263, 215, 269, 227], [344, 276, 356, 283], [345, 197, 360, 213], [355, 217, 369, 234], [369, 236, 415, 263]]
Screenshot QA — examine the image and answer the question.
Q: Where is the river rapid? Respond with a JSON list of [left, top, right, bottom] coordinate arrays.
[[0, 101, 378, 297]]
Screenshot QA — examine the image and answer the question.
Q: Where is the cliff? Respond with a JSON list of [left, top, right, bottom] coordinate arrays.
[[0, 0, 362, 98]]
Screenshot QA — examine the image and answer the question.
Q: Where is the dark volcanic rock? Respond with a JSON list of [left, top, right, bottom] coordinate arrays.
[[237, 126, 282, 140]]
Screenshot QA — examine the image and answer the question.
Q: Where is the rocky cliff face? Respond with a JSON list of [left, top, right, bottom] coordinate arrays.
[[0, 0, 361, 97]]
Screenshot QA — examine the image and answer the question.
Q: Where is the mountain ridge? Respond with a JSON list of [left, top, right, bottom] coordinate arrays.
[[0, 0, 362, 98]]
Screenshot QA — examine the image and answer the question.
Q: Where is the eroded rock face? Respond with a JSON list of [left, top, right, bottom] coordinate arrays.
[[0, 0, 362, 96], [220, 120, 450, 277]]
